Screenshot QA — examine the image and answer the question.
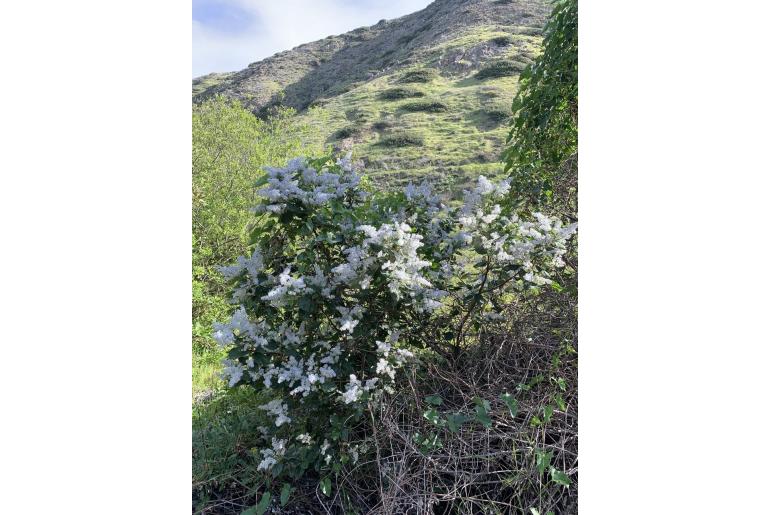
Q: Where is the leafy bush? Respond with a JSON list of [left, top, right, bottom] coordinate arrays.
[[379, 87, 425, 100], [193, 96, 309, 356], [398, 69, 438, 84], [212, 155, 576, 508], [377, 132, 424, 147], [503, 0, 578, 207], [401, 101, 448, 113], [474, 60, 524, 80]]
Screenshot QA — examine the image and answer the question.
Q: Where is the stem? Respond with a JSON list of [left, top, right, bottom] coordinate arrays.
[[454, 254, 491, 352]]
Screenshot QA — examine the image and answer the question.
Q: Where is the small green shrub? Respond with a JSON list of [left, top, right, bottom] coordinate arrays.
[[484, 108, 510, 122], [398, 69, 438, 83], [491, 35, 514, 46], [401, 101, 448, 113], [372, 120, 393, 131], [334, 125, 360, 139], [377, 132, 424, 147], [474, 60, 524, 80], [379, 87, 425, 100]]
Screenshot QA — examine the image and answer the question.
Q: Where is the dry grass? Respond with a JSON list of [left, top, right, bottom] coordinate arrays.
[[283, 281, 578, 515]]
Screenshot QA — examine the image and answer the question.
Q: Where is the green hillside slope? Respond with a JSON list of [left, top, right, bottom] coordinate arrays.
[[192, 0, 550, 193]]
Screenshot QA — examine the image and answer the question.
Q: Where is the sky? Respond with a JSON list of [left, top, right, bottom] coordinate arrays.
[[193, 0, 434, 78]]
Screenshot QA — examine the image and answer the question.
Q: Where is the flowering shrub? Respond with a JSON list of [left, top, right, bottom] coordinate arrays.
[[213, 154, 576, 486]]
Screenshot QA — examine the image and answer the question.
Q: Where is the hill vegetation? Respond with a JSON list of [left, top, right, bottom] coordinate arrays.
[[192, 0, 578, 513], [192, 0, 550, 193]]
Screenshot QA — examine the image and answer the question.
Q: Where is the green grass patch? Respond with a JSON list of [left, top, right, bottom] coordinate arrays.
[[377, 132, 425, 147], [193, 386, 270, 513]]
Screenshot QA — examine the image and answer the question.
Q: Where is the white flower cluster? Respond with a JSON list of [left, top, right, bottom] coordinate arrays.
[[341, 374, 379, 404], [262, 267, 307, 307], [375, 330, 414, 382], [338, 222, 444, 312], [218, 247, 264, 281], [259, 399, 292, 427], [254, 155, 365, 214], [257, 437, 286, 471]]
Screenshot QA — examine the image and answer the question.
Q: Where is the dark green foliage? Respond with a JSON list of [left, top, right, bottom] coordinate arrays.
[[401, 101, 448, 113], [372, 120, 393, 131], [333, 125, 360, 139], [377, 132, 424, 147], [475, 60, 524, 80], [484, 108, 510, 122], [397, 34, 416, 45], [398, 69, 438, 84], [192, 388, 269, 512], [503, 0, 577, 207], [491, 35, 515, 46], [379, 87, 426, 100]]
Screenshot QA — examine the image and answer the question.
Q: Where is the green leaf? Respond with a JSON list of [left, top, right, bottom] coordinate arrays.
[[554, 393, 566, 411], [423, 408, 444, 426], [424, 394, 443, 406], [255, 492, 271, 515], [535, 450, 552, 476], [474, 406, 492, 428], [473, 396, 491, 411], [550, 467, 572, 486], [320, 477, 332, 497], [500, 393, 518, 419], [446, 413, 471, 433], [530, 416, 542, 427], [543, 405, 554, 423], [241, 508, 257, 515], [280, 483, 292, 506]]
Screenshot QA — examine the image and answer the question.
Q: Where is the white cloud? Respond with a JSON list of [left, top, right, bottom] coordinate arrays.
[[193, 0, 433, 77]]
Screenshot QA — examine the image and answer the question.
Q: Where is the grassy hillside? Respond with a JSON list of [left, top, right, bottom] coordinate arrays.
[[192, 0, 549, 194]]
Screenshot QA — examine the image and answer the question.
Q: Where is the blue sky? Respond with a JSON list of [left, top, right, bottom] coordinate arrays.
[[193, 0, 433, 77]]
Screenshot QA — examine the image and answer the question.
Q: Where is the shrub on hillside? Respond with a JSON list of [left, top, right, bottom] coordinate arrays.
[[484, 107, 510, 122], [379, 87, 425, 100], [401, 100, 448, 113], [213, 154, 577, 509], [333, 125, 360, 139], [371, 120, 393, 131], [491, 35, 515, 46], [474, 60, 524, 80], [377, 132, 424, 147], [398, 69, 438, 83]]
